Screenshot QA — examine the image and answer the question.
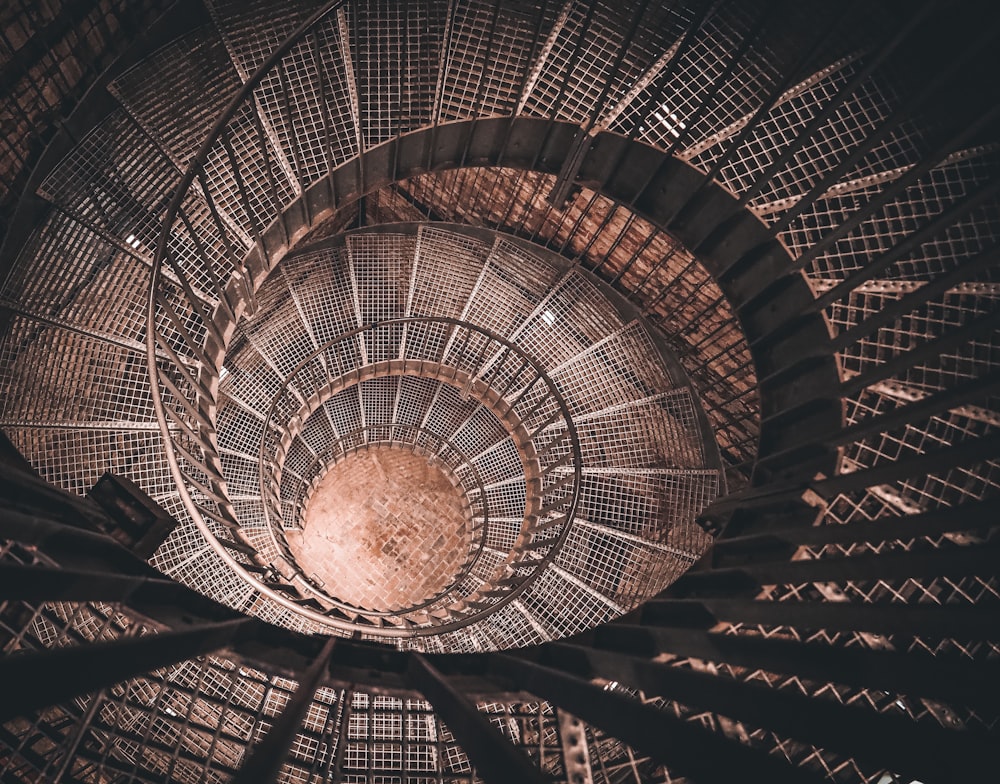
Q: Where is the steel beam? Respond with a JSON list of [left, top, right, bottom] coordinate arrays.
[[487, 655, 829, 784], [232, 637, 337, 784], [641, 597, 1000, 639], [712, 498, 996, 550], [406, 653, 547, 784], [588, 623, 1000, 710], [530, 643, 992, 784], [675, 542, 1000, 592], [0, 619, 251, 722], [0, 563, 187, 604]]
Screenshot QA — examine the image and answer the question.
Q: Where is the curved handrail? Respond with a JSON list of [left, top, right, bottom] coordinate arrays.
[[151, 308, 582, 635], [253, 316, 582, 624], [264, 425, 492, 619], [144, 0, 351, 634]]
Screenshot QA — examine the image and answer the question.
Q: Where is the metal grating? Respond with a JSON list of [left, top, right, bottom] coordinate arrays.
[[437, 1, 556, 121], [1, 1, 997, 782], [108, 28, 242, 169], [345, 1, 447, 148], [142, 223, 719, 643], [392, 167, 759, 486], [250, 17, 361, 186]]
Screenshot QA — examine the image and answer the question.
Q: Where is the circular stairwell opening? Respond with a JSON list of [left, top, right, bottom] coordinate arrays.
[[258, 356, 550, 629], [289, 445, 473, 613], [152, 222, 726, 649]]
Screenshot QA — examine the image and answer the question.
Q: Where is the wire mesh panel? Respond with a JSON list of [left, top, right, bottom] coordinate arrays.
[[198, 100, 298, 236], [390, 375, 439, 438], [346, 233, 416, 363], [462, 424, 519, 482], [240, 276, 323, 379], [108, 28, 242, 169], [550, 321, 674, 417], [518, 0, 683, 126], [282, 248, 365, 364], [2, 427, 171, 501], [519, 566, 619, 639], [514, 272, 626, 371], [345, 0, 448, 147], [220, 345, 286, 419], [2, 211, 124, 323], [37, 109, 181, 250], [0, 319, 154, 426], [613, 2, 787, 151], [571, 392, 707, 471], [577, 469, 718, 547], [437, 1, 557, 121], [207, 0, 315, 79], [448, 238, 562, 371], [323, 385, 365, 452], [410, 226, 489, 321], [166, 187, 255, 298], [251, 17, 361, 186]]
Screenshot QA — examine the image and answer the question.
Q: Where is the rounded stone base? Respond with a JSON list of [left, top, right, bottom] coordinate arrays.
[[286, 447, 473, 612]]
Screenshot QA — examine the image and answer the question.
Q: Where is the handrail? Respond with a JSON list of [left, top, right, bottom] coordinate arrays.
[[252, 317, 582, 628], [145, 1, 350, 627], [151, 303, 582, 635]]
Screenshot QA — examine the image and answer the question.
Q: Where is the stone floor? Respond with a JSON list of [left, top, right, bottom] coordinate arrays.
[[286, 447, 473, 612]]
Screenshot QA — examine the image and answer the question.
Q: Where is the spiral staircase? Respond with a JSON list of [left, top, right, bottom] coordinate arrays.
[[1, 1, 998, 782]]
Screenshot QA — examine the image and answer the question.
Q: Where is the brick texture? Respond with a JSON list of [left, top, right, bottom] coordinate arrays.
[[286, 447, 473, 612]]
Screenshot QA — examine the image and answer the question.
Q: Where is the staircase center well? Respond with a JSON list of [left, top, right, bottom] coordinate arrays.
[[287, 446, 473, 612]]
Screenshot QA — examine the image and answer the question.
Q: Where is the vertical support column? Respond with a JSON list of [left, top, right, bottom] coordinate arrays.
[[329, 689, 354, 784], [557, 709, 593, 784]]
